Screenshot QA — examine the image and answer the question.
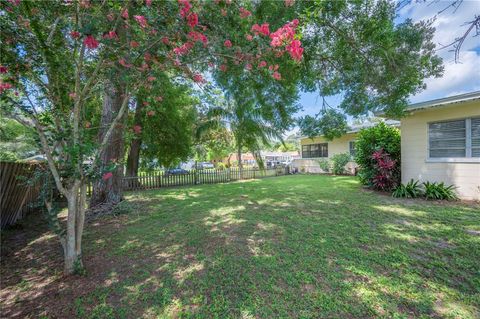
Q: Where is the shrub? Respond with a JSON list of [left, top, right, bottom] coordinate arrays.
[[316, 158, 331, 173], [355, 122, 401, 187], [331, 153, 352, 175], [423, 181, 458, 201], [371, 148, 398, 191], [392, 179, 423, 198], [216, 162, 226, 170]]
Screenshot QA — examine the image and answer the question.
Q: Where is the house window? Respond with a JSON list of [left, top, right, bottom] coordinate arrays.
[[428, 117, 480, 158], [349, 141, 356, 157], [302, 143, 328, 158]]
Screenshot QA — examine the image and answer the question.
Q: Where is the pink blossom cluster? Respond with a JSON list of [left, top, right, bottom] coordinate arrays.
[[188, 31, 208, 46], [270, 19, 298, 47], [251, 23, 270, 36], [173, 42, 194, 55], [239, 7, 251, 19]]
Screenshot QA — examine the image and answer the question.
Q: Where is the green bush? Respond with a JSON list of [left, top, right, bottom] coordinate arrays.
[[216, 162, 226, 170], [392, 179, 423, 198], [316, 158, 331, 173], [423, 181, 458, 201], [355, 122, 401, 187], [331, 153, 352, 175]]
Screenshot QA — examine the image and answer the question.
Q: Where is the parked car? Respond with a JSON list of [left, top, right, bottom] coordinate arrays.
[[164, 168, 189, 176], [201, 162, 214, 169]]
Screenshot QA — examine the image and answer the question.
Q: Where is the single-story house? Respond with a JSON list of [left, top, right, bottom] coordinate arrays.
[[394, 91, 480, 200], [292, 121, 399, 174]]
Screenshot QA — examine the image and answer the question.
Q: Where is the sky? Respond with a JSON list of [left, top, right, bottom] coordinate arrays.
[[295, 0, 480, 121]]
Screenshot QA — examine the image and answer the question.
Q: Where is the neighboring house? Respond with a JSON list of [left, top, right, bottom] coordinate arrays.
[[292, 121, 399, 174], [219, 151, 300, 167], [393, 91, 480, 200]]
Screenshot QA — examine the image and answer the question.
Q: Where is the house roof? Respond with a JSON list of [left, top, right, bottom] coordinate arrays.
[[299, 120, 400, 140], [406, 91, 480, 112]]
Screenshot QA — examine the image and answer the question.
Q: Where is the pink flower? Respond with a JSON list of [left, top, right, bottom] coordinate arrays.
[[83, 35, 99, 49], [258, 60, 267, 68], [147, 110, 155, 116], [155, 96, 163, 102], [85, 121, 91, 128], [143, 101, 150, 106], [286, 39, 303, 61], [145, 0, 152, 6], [0, 82, 13, 94], [130, 41, 140, 48], [103, 31, 118, 40], [270, 20, 298, 47], [70, 31, 80, 39], [272, 71, 281, 80], [7, 0, 21, 6], [69, 92, 76, 99], [187, 13, 198, 28], [144, 52, 152, 61], [245, 63, 252, 70], [284, 0, 295, 6], [118, 58, 132, 68], [147, 76, 156, 82], [239, 7, 251, 19], [193, 73, 205, 83], [102, 172, 113, 181], [107, 13, 115, 21], [0, 66, 8, 74], [188, 31, 208, 46], [224, 39, 232, 48], [173, 42, 194, 55], [133, 125, 142, 134], [246, 34, 253, 41], [121, 9, 129, 19], [178, 0, 191, 18], [219, 64, 227, 72], [221, 8, 227, 16], [134, 15, 148, 28], [162, 36, 170, 45], [251, 23, 270, 36]]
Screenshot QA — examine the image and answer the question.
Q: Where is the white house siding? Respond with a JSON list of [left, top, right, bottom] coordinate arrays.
[[401, 100, 480, 200]]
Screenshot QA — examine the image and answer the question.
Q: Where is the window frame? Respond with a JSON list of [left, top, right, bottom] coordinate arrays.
[[426, 116, 480, 163], [301, 143, 328, 158], [349, 140, 357, 157]]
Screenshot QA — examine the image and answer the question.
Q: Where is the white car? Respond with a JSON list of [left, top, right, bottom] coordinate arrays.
[[201, 162, 214, 169]]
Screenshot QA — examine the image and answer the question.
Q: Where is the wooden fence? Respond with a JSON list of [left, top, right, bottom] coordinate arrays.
[[0, 161, 43, 229], [120, 167, 289, 192]]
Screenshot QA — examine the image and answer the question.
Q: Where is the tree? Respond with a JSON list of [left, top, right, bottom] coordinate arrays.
[[0, 115, 39, 160], [0, 0, 303, 274], [296, 0, 444, 135]]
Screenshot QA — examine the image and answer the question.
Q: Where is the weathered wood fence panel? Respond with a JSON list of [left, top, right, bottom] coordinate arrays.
[[0, 162, 42, 229], [121, 167, 289, 192]]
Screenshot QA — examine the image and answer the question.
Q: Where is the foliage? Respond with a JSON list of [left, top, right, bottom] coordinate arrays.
[[331, 152, 352, 175], [370, 148, 398, 191], [216, 162, 227, 170], [299, 0, 443, 118], [298, 109, 348, 140], [392, 179, 423, 198], [355, 123, 401, 188], [423, 181, 458, 201], [0, 116, 39, 160], [316, 158, 331, 173]]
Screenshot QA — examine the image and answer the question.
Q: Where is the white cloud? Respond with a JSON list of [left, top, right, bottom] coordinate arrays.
[[400, 0, 480, 102]]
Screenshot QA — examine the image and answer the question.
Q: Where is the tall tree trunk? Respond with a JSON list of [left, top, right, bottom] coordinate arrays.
[[237, 145, 243, 179], [125, 99, 144, 177], [90, 81, 127, 208]]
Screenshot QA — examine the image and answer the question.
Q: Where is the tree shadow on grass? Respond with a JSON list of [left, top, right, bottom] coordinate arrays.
[[1, 175, 479, 318]]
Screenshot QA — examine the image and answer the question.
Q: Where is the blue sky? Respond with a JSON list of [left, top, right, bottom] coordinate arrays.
[[295, 0, 480, 121]]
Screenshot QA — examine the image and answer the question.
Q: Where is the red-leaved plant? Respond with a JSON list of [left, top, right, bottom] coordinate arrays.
[[371, 148, 398, 191]]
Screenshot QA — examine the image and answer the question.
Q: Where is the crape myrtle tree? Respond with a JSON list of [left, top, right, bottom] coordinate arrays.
[[0, 0, 304, 274], [296, 0, 444, 139]]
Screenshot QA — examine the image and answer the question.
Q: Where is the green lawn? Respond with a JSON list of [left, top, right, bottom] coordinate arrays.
[[2, 175, 480, 318]]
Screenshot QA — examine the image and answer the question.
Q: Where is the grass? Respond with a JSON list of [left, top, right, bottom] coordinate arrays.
[[2, 175, 480, 318]]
